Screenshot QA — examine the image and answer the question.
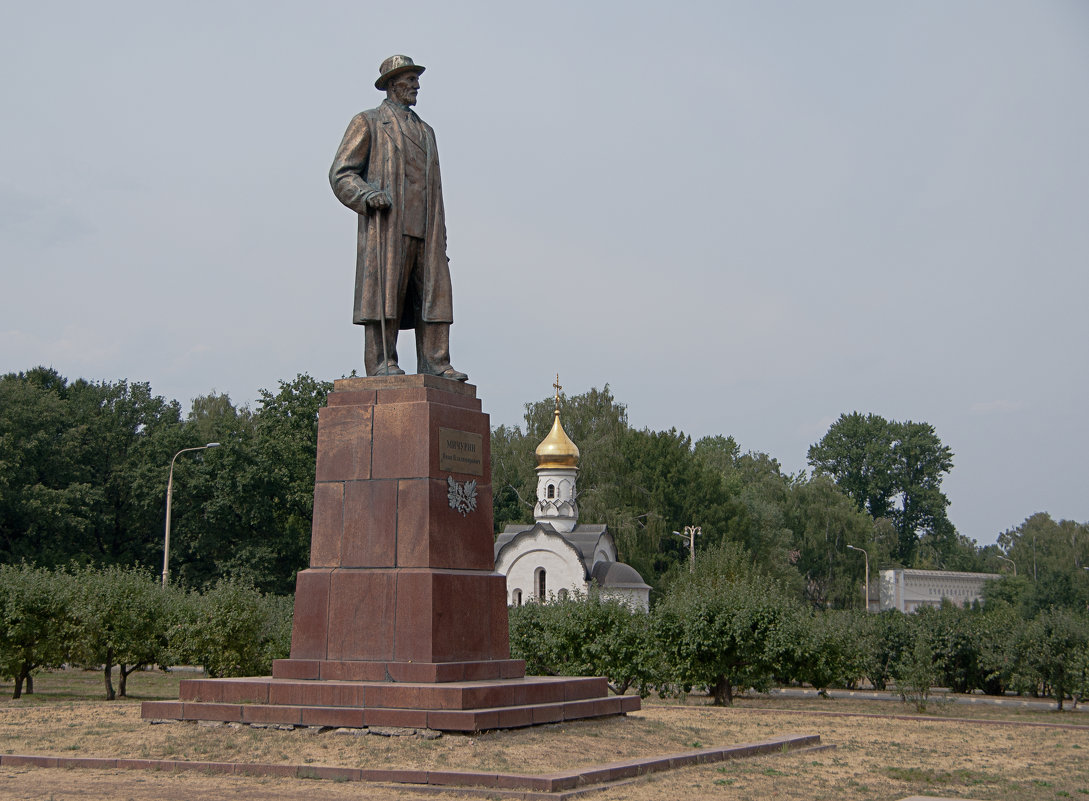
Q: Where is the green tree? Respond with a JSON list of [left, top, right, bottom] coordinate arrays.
[[0, 369, 188, 571], [807, 412, 898, 520], [187, 391, 251, 445], [508, 590, 658, 695], [781, 475, 877, 609], [173, 375, 330, 593], [915, 601, 989, 694], [692, 442, 805, 594], [67, 378, 188, 568], [490, 423, 534, 531], [170, 577, 292, 677], [892, 624, 939, 712], [891, 421, 955, 564], [995, 514, 1089, 616], [808, 413, 954, 564], [976, 600, 1022, 696], [0, 369, 96, 566], [618, 427, 738, 588], [790, 610, 869, 695], [0, 563, 74, 698], [861, 610, 915, 690], [653, 543, 798, 705], [69, 565, 173, 699], [1009, 608, 1089, 711]]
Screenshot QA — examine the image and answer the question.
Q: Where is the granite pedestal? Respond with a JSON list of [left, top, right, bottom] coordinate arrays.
[[142, 375, 638, 731]]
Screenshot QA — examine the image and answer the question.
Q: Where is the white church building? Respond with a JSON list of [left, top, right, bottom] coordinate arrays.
[[494, 386, 651, 612]]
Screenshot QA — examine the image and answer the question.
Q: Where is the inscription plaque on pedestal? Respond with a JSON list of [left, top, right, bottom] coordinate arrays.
[[439, 427, 483, 476]]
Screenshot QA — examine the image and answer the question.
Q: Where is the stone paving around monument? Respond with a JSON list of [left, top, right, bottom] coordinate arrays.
[[0, 733, 825, 798]]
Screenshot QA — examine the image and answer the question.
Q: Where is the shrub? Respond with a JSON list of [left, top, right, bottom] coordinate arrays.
[[170, 576, 291, 677], [653, 544, 799, 705], [69, 564, 172, 699], [0, 563, 74, 698], [790, 610, 869, 695], [509, 590, 658, 695], [893, 631, 938, 712]]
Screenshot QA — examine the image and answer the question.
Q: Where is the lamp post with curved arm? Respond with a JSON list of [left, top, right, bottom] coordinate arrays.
[[847, 544, 870, 611], [162, 443, 220, 587], [997, 555, 1016, 576]]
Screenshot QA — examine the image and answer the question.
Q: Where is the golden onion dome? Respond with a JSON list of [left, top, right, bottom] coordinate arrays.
[[535, 409, 579, 469], [535, 375, 579, 469]]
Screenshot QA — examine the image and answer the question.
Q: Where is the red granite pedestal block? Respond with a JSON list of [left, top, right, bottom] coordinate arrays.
[[282, 567, 509, 664], [142, 375, 638, 731]]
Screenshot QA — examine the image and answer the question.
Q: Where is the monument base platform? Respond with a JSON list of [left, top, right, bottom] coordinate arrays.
[[141, 674, 639, 732], [141, 376, 640, 733]]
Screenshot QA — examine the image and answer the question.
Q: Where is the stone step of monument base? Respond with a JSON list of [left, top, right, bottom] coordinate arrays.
[[177, 674, 608, 709], [142, 691, 639, 732], [141, 674, 639, 732]]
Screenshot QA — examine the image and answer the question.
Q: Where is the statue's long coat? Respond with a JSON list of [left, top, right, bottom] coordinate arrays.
[[329, 100, 453, 328]]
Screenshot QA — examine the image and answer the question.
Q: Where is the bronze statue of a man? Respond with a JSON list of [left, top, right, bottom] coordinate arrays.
[[330, 55, 467, 381]]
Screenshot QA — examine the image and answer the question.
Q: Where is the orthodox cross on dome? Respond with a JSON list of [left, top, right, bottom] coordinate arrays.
[[534, 374, 579, 532]]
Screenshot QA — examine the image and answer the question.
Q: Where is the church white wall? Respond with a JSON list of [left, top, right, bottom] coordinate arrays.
[[496, 532, 586, 604], [600, 587, 650, 613]]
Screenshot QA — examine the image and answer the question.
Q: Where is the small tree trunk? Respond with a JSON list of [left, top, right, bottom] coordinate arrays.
[[12, 671, 25, 700], [103, 652, 116, 701], [609, 679, 632, 696], [711, 677, 734, 706], [119, 664, 139, 697], [25, 672, 33, 694]]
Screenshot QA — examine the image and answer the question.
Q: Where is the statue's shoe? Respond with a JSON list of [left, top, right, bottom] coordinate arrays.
[[438, 366, 468, 382], [374, 362, 406, 376]]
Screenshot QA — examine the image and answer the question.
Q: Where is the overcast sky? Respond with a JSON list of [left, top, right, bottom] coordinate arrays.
[[3, 1, 1087, 547]]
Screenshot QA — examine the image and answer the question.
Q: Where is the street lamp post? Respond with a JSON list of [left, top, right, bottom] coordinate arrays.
[[997, 555, 1017, 576], [847, 544, 870, 611], [162, 443, 220, 587], [672, 526, 701, 572]]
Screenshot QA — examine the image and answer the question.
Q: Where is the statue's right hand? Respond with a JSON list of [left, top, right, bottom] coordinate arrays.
[[366, 191, 392, 211]]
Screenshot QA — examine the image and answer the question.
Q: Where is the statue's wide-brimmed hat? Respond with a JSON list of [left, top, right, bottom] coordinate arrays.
[[375, 55, 425, 90]]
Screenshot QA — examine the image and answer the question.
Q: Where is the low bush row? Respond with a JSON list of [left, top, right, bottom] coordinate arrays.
[[5, 552, 1088, 711], [0, 563, 290, 699], [511, 545, 1089, 711]]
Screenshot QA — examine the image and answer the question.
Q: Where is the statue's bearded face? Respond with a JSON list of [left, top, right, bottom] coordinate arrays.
[[388, 72, 420, 106]]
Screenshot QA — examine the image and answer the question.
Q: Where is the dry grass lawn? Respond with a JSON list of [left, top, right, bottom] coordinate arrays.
[[1, 669, 1087, 800]]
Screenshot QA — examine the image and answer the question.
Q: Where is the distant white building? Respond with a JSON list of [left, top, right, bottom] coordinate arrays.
[[494, 383, 651, 612], [879, 568, 1001, 612]]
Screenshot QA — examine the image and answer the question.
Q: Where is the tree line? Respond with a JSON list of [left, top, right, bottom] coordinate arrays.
[[0, 367, 328, 595], [510, 543, 1089, 711], [2, 367, 1086, 610], [5, 556, 1087, 712], [0, 563, 289, 699]]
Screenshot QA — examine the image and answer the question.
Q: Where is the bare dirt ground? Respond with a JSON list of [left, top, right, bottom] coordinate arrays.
[[1, 670, 1087, 800]]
